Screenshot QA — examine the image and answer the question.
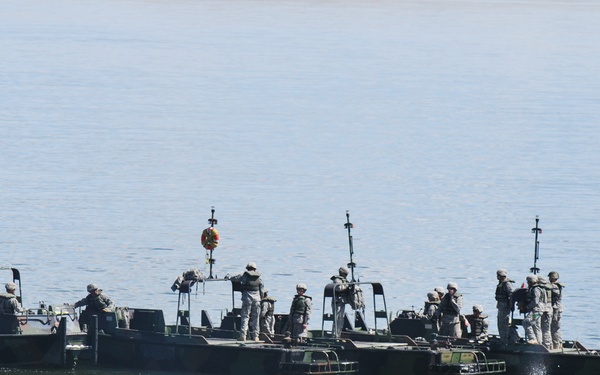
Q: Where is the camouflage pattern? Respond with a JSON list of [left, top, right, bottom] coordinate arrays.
[[260, 295, 276, 335], [495, 272, 514, 345], [288, 293, 312, 339], [330, 272, 350, 337], [74, 291, 114, 313], [230, 269, 264, 340], [549, 272, 564, 349], [438, 287, 463, 337], [0, 292, 24, 315], [523, 280, 546, 343]]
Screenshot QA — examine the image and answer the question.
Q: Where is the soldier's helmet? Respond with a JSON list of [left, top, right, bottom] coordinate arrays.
[[434, 287, 445, 295], [496, 269, 508, 277], [548, 271, 559, 279], [473, 305, 484, 313], [447, 282, 459, 290], [296, 283, 307, 291], [526, 275, 538, 284], [87, 283, 99, 293], [5, 282, 17, 292], [339, 267, 350, 276], [427, 292, 439, 301], [246, 262, 257, 270], [537, 276, 547, 284]]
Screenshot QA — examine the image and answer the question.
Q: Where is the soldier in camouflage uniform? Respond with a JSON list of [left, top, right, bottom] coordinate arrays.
[[537, 275, 553, 348], [73, 283, 114, 313], [465, 305, 489, 341], [522, 275, 545, 345], [438, 282, 463, 337], [0, 282, 25, 334], [231, 262, 264, 341], [331, 267, 350, 338], [288, 284, 312, 342], [424, 292, 440, 331], [548, 271, 564, 349], [260, 289, 276, 335], [495, 268, 514, 345], [0, 282, 25, 315]]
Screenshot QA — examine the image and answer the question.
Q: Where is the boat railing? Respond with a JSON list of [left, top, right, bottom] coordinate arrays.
[[321, 281, 390, 339]]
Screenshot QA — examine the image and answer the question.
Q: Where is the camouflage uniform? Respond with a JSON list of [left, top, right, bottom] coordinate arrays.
[[438, 282, 463, 337], [537, 276, 553, 348], [548, 271, 564, 349], [0, 283, 24, 315], [288, 284, 312, 340], [331, 267, 350, 338], [523, 275, 546, 344], [74, 284, 114, 313], [495, 269, 514, 344], [260, 291, 276, 335], [465, 305, 489, 341], [424, 292, 440, 331], [231, 262, 264, 341]]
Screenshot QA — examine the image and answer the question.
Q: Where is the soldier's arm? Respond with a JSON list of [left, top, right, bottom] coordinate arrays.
[[304, 298, 312, 325]]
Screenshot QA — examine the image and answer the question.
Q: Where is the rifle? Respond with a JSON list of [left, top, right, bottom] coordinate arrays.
[[344, 211, 356, 282], [530, 216, 542, 275]]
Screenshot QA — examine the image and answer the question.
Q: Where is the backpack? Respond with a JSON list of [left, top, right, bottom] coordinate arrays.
[[348, 284, 365, 310]]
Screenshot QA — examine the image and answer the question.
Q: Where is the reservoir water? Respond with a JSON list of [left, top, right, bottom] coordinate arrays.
[[2, 0, 600, 372]]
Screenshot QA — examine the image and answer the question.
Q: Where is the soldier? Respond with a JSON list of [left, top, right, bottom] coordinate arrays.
[[73, 283, 114, 313], [230, 262, 264, 341], [438, 282, 463, 337], [434, 286, 445, 300], [260, 289, 276, 335], [331, 266, 350, 337], [495, 268, 514, 344], [537, 275, 553, 348], [548, 271, 564, 349], [0, 282, 25, 334], [0, 282, 25, 315], [465, 305, 489, 341], [287, 283, 312, 342], [522, 275, 545, 344], [424, 292, 440, 319]]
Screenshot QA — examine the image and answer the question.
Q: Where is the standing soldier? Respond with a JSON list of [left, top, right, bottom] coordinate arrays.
[[0, 282, 25, 334], [438, 282, 463, 337], [424, 292, 441, 331], [495, 268, 514, 345], [331, 267, 350, 338], [260, 289, 276, 335], [230, 262, 264, 341], [548, 271, 564, 349], [288, 284, 312, 342], [522, 275, 545, 344], [537, 275, 553, 348], [0, 282, 25, 315]]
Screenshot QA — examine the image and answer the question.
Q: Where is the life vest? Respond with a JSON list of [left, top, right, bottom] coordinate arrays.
[[261, 297, 276, 315], [440, 293, 462, 315], [85, 293, 112, 312], [241, 271, 261, 291], [466, 314, 488, 337], [290, 295, 311, 317], [0, 293, 18, 315], [550, 282, 564, 305], [495, 279, 514, 302], [201, 227, 220, 250]]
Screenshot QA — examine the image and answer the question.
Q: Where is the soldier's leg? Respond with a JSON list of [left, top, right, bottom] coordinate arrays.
[[249, 300, 261, 340], [541, 312, 552, 348], [523, 314, 537, 344], [497, 306, 510, 344], [332, 301, 345, 337], [239, 300, 251, 340], [551, 310, 562, 349]]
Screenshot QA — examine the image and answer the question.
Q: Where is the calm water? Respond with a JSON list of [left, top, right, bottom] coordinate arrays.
[[2, 0, 600, 373]]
